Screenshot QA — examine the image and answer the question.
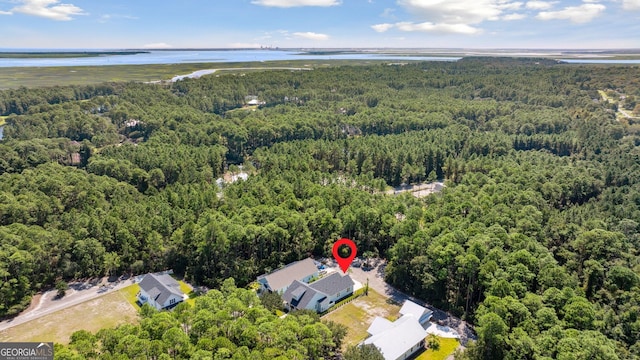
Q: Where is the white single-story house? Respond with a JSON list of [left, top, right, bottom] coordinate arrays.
[[137, 273, 185, 311], [282, 272, 355, 313], [257, 258, 319, 294], [363, 300, 430, 360]]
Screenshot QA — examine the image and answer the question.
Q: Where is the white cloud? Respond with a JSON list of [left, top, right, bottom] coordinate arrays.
[[537, 3, 605, 23], [371, 23, 394, 32], [525, 1, 556, 10], [251, 0, 340, 7], [0, 10, 13, 15], [293, 31, 329, 40], [387, 0, 526, 34], [499, 2, 524, 10], [11, 0, 86, 21], [503, 13, 526, 20], [396, 21, 482, 34], [623, 0, 640, 10], [381, 7, 396, 18], [398, 0, 514, 24], [98, 14, 138, 23], [142, 42, 172, 49]]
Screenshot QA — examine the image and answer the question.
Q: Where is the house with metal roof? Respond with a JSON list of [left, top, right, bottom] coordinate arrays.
[[400, 300, 433, 325], [256, 258, 319, 294], [282, 272, 355, 313], [363, 300, 430, 360], [137, 273, 185, 310]]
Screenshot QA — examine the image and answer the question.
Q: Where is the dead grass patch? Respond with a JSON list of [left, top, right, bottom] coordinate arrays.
[[0, 290, 138, 344], [322, 289, 400, 349]]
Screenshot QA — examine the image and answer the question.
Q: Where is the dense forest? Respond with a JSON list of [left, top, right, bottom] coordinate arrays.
[[1, 58, 640, 359]]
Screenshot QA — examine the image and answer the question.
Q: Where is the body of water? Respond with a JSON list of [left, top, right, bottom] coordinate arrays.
[[0, 50, 461, 68], [559, 59, 640, 64], [0, 126, 4, 140]]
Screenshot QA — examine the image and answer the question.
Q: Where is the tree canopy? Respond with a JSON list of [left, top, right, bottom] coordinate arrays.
[[1, 59, 640, 358]]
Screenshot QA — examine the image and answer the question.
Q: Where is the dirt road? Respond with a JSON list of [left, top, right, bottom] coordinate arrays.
[[170, 67, 312, 82], [0, 277, 135, 332]]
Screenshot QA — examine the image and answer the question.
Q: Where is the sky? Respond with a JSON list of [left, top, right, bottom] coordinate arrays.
[[0, 0, 639, 49]]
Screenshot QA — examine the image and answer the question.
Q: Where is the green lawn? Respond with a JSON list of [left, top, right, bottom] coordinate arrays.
[[178, 281, 196, 306], [0, 290, 138, 345], [415, 337, 460, 360], [178, 280, 192, 295], [322, 289, 401, 349], [0, 116, 6, 126], [119, 283, 141, 309]]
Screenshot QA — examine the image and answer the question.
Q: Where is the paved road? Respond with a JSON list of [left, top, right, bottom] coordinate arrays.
[[0, 277, 135, 332], [323, 258, 477, 346]]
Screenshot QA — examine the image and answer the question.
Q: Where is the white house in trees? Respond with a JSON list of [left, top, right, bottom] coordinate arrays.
[[137, 273, 185, 310], [363, 300, 431, 360], [282, 272, 355, 313], [256, 258, 319, 294]]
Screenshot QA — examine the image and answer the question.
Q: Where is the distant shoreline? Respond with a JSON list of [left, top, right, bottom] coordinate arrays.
[[1, 48, 639, 60], [0, 51, 149, 59]]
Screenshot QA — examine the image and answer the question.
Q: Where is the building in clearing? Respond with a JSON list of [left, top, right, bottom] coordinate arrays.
[[256, 258, 319, 294], [282, 272, 355, 313], [363, 300, 431, 360], [137, 273, 185, 311]]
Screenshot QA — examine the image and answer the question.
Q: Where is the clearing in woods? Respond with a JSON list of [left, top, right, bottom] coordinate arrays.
[[0, 287, 138, 344]]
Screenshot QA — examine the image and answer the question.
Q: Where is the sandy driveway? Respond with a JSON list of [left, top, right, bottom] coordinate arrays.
[[170, 67, 312, 82], [0, 277, 135, 332]]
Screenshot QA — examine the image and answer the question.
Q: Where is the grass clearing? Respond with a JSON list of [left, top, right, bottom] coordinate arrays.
[[178, 281, 192, 295], [120, 283, 141, 309], [178, 281, 196, 306], [0, 290, 138, 345], [415, 337, 460, 360], [322, 289, 401, 349], [0, 116, 6, 126], [0, 60, 394, 89]]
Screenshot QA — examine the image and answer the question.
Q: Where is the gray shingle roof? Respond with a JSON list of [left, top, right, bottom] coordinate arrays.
[[282, 280, 327, 310], [309, 272, 354, 296], [282, 273, 355, 311], [257, 258, 318, 292], [139, 273, 184, 307]]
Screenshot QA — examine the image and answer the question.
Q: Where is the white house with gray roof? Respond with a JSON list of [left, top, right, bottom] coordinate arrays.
[[282, 272, 355, 313], [257, 258, 319, 294], [137, 273, 185, 310]]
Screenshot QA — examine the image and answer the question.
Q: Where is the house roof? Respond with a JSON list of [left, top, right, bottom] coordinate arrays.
[[364, 315, 428, 360], [139, 273, 184, 306], [400, 300, 433, 324], [367, 317, 394, 336], [400, 300, 427, 318], [257, 258, 317, 292], [282, 280, 327, 310], [309, 272, 354, 296]]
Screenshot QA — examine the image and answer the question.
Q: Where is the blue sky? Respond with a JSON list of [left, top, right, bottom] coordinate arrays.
[[0, 0, 639, 49]]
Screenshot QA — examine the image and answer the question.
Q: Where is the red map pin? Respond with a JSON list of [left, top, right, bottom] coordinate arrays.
[[332, 238, 357, 273]]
